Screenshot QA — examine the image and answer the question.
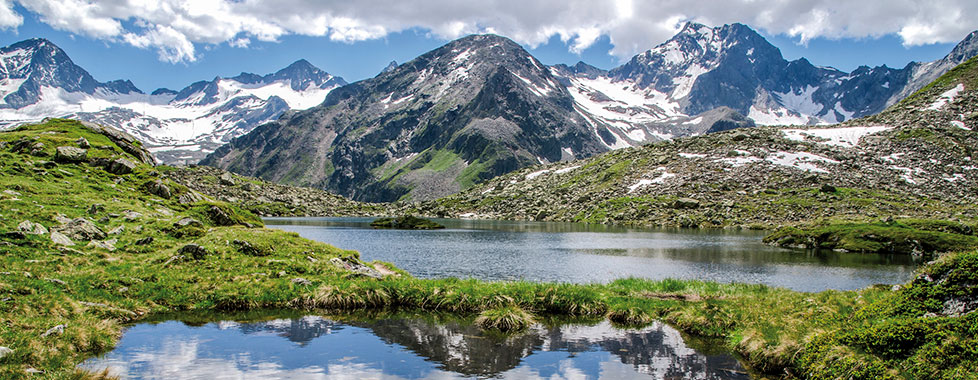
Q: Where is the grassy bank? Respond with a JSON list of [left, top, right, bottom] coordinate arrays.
[[764, 218, 978, 254], [1, 120, 976, 379]]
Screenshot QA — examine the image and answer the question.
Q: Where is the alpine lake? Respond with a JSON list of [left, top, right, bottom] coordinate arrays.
[[81, 217, 921, 379]]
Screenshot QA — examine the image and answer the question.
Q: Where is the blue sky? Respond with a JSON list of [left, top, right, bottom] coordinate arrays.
[[0, 1, 968, 92]]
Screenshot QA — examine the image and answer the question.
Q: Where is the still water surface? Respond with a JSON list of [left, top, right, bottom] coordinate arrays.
[[265, 217, 920, 292], [81, 313, 750, 379]]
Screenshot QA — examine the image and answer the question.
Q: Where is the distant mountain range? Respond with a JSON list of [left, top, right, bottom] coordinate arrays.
[[0, 38, 345, 164], [0, 23, 975, 198], [203, 23, 978, 201]]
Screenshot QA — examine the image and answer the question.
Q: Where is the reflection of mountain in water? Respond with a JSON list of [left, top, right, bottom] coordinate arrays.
[[353, 318, 748, 379], [90, 314, 747, 379], [224, 315, 342, 345]]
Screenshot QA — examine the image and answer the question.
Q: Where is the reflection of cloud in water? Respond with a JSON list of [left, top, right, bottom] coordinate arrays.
[[82, 317, 747, 379]]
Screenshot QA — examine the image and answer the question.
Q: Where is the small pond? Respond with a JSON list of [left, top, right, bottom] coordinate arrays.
[[81, 312, 751, 379]]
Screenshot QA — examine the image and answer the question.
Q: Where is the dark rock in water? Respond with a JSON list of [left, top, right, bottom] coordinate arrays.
[[134, 237, 153, 246], [145, 179, 172, 199], [54, 146, 86, 162], [178, 244, 209, 260], [370, 215, 445, 230], [104, 158, 136, 174]]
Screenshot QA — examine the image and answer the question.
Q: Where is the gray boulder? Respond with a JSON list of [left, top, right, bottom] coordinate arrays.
[[57, 218, 106, 241], [219, 172, 235, 186], [50, 231, 74, 246], [76, 137, 90, 148], [146, 180, 172, 198], [105, 158, 136, 175], [18, 220, 48, 235], [55, 146, 87, 163]]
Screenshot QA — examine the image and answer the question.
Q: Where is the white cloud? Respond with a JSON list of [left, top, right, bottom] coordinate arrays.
[[6, 0, 978, 63], [0, 0, 22, 30]]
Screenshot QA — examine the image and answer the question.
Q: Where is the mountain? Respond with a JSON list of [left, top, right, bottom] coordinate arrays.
[[405, 56, 978, 228], [204, 25, 977, 202], [0, 38, 346, 164], [554, 22, 978, 141], [203, 34, 611, 202], [0, 38, 141, 109]]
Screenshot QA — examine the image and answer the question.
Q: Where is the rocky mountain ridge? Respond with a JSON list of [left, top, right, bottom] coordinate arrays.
[[0, 38, 346, 164], [205, 24, 978, 202], [396, 57, 978, 228]]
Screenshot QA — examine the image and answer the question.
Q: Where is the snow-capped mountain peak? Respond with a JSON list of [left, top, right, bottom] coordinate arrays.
[[0, 38, 346, 164]]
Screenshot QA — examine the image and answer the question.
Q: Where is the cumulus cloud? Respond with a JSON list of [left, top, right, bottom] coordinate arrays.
[[6, 0, 978, 63]]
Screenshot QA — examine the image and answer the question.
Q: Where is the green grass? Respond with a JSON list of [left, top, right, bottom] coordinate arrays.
[[1, 120, 977, 379], [764, 219, 978, 254]]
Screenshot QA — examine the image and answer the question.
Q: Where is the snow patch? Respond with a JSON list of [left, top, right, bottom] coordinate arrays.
[[781, 126, 891, 148], [889, 166, 927, 184], [944, 174, 965, 182], [927, 84, 964, 110], [678, 152, 707, 159], [765, 151, 839, 173], [554, 165, 580, 175], [627, 168, 675, 193], [950, 120, 970, 130], [525, 169, 551, 180]]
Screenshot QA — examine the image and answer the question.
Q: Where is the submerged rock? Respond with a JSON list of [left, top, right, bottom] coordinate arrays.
[[370, 215, 445, 230]]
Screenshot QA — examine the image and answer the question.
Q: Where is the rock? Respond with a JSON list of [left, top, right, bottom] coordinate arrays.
[[819, 184, 837, 193], [53, 213, 72, 224], [241, 182, 254, 192], [55, 146, 87, 163], [671, 198, 701, 209], [41, 324, 65, 337], [123, 210, 142, 221], [87, 239, 117, 251], [329, 257, 383, 279], [0, 346, 12, 359], [18, 220, 48, 235], [219, 172, 235, 186], [56, 218, 106, 240], [175, 217, 203, 228], [146, 180, 172, 199], [178, 191, 204, 204], [162, 255, 186, 267], [156, 207, 174, 216], [87, 204, 104, 215], [178, 244, 209, 260], [50, 231, 75, 246], [134, 236, 154, 245], [232, 240, 271, 256], [207, 205, 236, 226], [105, 158, 136, 175], [45, 278, 66, 285], [108, 225, 124, 235], [76, 137, 90, 148], [291, 277, 312, 286], [78, 121, 156, 165]]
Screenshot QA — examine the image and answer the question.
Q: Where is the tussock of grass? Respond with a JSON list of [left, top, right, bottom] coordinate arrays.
[[474, 305, 535, 332]]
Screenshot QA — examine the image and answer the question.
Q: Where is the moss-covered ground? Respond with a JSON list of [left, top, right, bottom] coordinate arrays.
[[1, 120, 975, 379]]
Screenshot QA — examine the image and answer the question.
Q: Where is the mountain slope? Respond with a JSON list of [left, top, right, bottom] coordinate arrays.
[[551, 22, 978, 140], [406, 57, 978, 228], [203, 34, 611, 202], [0, 39, 346, 164]]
